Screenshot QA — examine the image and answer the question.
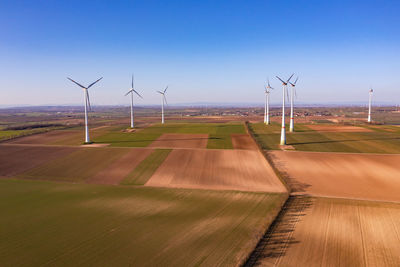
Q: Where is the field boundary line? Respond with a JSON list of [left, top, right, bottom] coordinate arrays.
[[292, 193, 400, 205], [268, 149, 400, 156], [245, 121, 290, 192]]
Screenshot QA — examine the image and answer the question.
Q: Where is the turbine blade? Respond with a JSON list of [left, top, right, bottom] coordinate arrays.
[[157, 90, 163, 94], [87, 77, 103, 89], [67, 77, 86, 89], [164, 86, 168, 94], [125, 89, 133, 96], [131, 74, 134, 89], [294, 77, 299, 85], [286, 73, 294, 83], [163, 95, 168, 105], [276, 76, 286, 84], [267, 78, 271, 87], [133, 89, 143, 99]]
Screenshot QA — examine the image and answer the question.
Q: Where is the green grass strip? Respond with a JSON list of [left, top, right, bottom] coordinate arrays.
[[207, 134, 233, 149], [120, 149, 171, 185]]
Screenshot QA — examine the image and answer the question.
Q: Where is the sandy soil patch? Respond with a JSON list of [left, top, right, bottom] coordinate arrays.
[[307, 124, 372, 132], [5, 130, 80, 145], [270, 151, 400, 202], [0, 145, 76, 177], [253, 197, 400, 266], [81, 143, 110, 147], [146, 149, 286, 192], [231, 134, 258, 150], [87, 148, 154, 184], [148, 133, 208, 149]]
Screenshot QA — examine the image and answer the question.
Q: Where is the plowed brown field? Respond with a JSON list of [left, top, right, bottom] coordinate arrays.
[[146, 149, 286, 192], [307, 124, 372, 132], [87, 148, 154, 184], [0, 145, 76, 177], [231, 134, 258, 150], [271, 151, 400, 202], [253, 198, 400, 266], [148, 133, 209, 149], [5, 130, 80, 145]]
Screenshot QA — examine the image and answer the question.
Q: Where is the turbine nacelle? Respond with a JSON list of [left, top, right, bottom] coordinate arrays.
[[276, 73, 294, 86]]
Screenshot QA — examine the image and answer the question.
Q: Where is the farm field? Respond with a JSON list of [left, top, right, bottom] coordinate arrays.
[[249, 197, 400, 266], [6, 126, 112, 146], [231, 133, 258, 150], [0, 145, 77, 177], [270, 151, 400, 202], [18, 147, 131, 182], [0, 179, 287, 267], [146, 149, 286, 192], [249, 122, 400, 153], [148, 133, 209, 149], [94, 123, 246, 149]]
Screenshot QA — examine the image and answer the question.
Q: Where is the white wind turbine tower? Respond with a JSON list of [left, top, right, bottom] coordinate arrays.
[[264, 79, 274, 125], [288, 77, 299, 132], [276, 74, 294, 145], [125, 74, 143, 128], [157, 86, 168, 124], [67, 77, 102, 143], [368, 88, 373, 123]]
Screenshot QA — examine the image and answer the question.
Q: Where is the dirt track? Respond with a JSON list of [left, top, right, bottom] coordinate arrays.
[[146, 149, 287, 192], [148, 133, 209, 149], [250, 197, 400, 266], [307, 124, 372, 132], [231, 134, 258, 150], [270, 151, 400, 202], [87, 148, 154, 184], [0, 145, 76, 177]]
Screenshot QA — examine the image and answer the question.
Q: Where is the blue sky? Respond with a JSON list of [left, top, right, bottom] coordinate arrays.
[[0, 0, 399, 106]]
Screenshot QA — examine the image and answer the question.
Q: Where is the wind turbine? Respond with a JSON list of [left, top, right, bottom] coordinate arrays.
[[67, 77, 102, 143], [276, 74, 294, 145], [368, 88, 373, 123], [125, 74, 143, 128], [157, 86, 168, 124], [264, 79, 274, 125], [288, 77, 299, 132]]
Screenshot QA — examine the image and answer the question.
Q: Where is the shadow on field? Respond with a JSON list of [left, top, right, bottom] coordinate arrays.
[[267, 152, 311, 193], [244, 195, 314, 266]]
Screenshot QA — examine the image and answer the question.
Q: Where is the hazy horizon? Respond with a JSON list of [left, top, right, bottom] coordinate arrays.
[[1, 0, 399, 106]]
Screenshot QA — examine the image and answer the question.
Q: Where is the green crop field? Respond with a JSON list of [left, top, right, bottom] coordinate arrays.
[[94, 123, 246, 149], [0, 179, 286, 266], [121, 149, 171, 185], [0, 127, 58, 141], [249, 122, 400, 153]]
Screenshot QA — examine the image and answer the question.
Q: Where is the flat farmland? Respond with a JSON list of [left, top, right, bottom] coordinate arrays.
[[146, 149, 287, 193], [0, 145, 77, 177], [19, 147, 131, 182], [148, 133, 209, 148], [5, 127, 112, 146], [87, 148, 154, 184], [231, 134, 258, 150], [270, 150, 400, 202], [249, 122, 400, 153], [94, 123, 246, 149], [0, 179, 287, 266], [250, 197, 400, 266], [5, 130, 81, 145]]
